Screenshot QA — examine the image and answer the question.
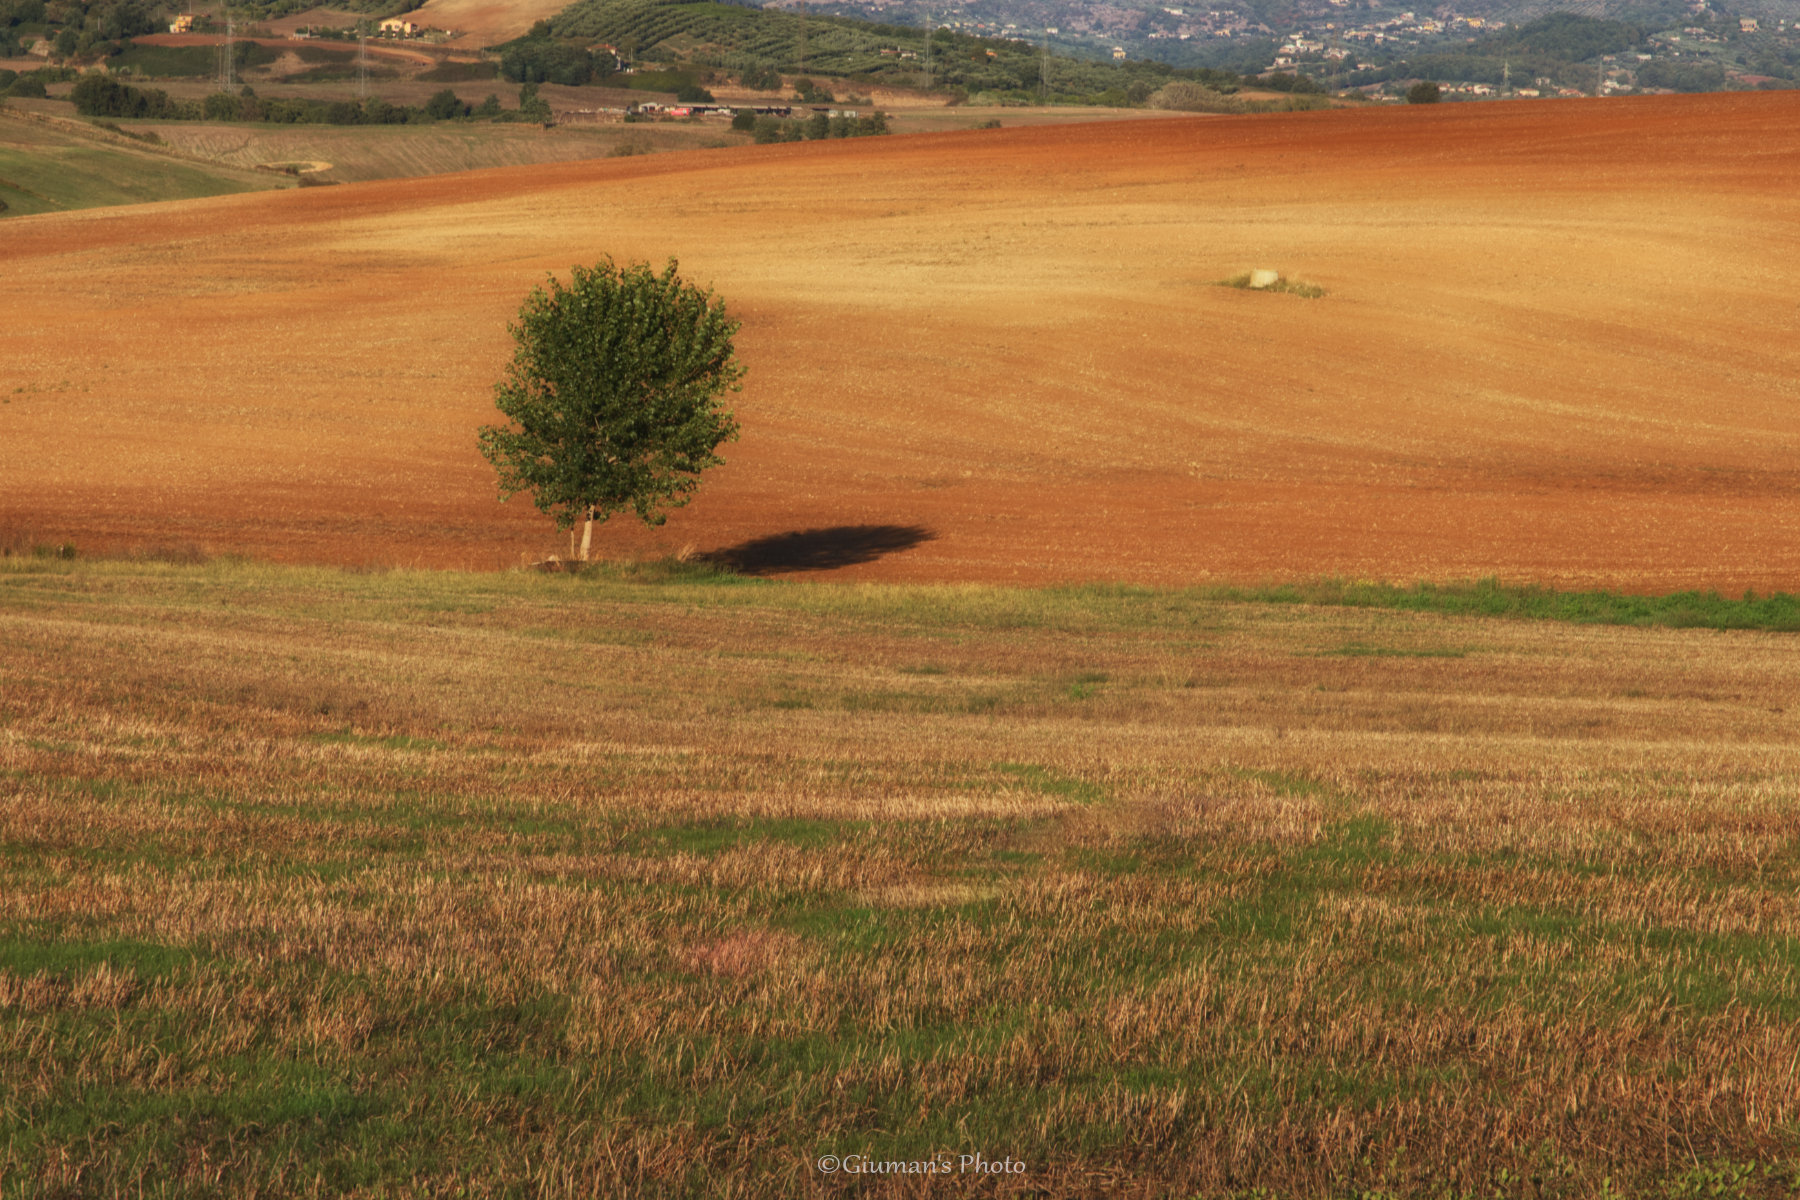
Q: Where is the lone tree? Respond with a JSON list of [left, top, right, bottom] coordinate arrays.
[[1406, 80, 1442, 104], [478, 259, 743, 561]]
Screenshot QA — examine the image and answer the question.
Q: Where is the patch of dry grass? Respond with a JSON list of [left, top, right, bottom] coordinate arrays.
[[1, 559, 1797, 1197], [137, 118, 748, 184]]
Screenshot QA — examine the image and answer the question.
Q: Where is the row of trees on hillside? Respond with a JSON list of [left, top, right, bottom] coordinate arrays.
[[740, 109, 888, 142], [0, 65, 74, 96], [68, 76, 552, 125]]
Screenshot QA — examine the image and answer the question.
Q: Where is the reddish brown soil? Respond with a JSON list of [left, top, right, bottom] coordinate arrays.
[[5, 93, 1799, 587]]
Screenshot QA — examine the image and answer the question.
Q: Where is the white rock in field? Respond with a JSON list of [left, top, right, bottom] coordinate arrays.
[[1248, 268, 1281, 290]]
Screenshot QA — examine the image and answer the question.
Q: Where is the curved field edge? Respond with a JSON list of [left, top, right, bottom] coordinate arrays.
[[3, 559, 1798, 1196], [8, 551, 1800, 632], [1205, 577, 1800, 633]]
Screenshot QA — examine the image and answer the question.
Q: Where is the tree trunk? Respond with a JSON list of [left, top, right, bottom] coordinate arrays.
[[578, 510, 594, 562]]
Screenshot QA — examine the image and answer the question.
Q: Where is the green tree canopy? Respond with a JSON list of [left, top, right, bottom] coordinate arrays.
[[478, 259, 743, 560], [423, 87, 467, 120], [499, 37, 593, 86]]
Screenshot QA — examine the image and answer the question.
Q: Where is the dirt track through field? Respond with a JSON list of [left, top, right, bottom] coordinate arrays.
[[4, 93, 1798, 586]]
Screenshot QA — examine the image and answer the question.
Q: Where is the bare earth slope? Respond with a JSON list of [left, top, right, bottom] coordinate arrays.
[[4, 93, 1798, 587], [407, 0, 569, 45]]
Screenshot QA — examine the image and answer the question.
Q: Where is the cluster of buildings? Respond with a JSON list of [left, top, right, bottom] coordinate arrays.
[[794, 0, 1791, 95], [1081, 4, 1500, 48], [162, 12, 441, 38], [554, 103, 865, 124]]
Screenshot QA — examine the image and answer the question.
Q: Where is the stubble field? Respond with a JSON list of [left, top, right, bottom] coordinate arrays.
[[2, 557, 1797, 1196], [3, 91, 1798, 589]]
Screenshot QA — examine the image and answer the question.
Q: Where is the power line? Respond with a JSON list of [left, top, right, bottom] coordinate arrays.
[[220, 6, 234, 90], [922, 9, 932, 91]]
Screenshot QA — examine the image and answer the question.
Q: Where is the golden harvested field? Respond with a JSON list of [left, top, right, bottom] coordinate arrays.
[[3, 92, 1798, 588], [2, 559, 1797, 1196], [409, 0, 573, 47]]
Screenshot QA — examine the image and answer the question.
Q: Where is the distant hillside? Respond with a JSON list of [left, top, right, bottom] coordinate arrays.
[[1333, 9, 1800, 95], [785, 0, 1796, 95], [545, 0, 1242, 102], [538, 0, 1800, 101], [1333, 12, 1657, 92]]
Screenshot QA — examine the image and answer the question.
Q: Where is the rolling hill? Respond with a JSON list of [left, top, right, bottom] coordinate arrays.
[[3, 91, 1799, 590], [0, 108, 283, 215]]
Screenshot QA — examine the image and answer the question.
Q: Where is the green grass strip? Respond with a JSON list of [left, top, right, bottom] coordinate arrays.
[[1205, 577, 1800, 632]]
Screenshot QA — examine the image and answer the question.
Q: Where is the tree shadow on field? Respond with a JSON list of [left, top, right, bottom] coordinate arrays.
[[703, 525, 936, 575]]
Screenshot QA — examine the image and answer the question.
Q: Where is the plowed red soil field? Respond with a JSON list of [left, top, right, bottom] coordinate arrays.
[[5, 92, 1799, 586]]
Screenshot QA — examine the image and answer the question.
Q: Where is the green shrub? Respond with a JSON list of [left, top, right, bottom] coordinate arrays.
[[1150, 80, 1247, 113], [71, 74, 192, 118], [750, 114, 789, 143], [750, 111, 886, 143], [1260, 71, 1323, 94], [423, 88, 468, 119], [1636, 60, 1726, 92], [500, 38, 593, 86], [738, 64, 781, 90]]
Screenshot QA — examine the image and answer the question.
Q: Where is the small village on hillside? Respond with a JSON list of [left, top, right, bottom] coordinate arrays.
[[804, 0, 1800, 96]]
